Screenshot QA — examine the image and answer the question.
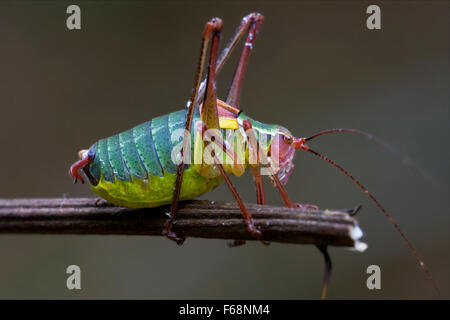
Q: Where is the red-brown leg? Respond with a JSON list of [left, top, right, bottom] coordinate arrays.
[[165, 13, 266, 245], [165, 13, 265, 244], [216, 161, 269, 246], [225, 13, 263, 107], [227, 165, 265, 247], [188, 14, 268, 245], [194, 13, 264, 108], [198, 122, 268, 246], [223, 13, 265, 205], [272, 173, 318, 210], [252, 167, 266, 205], [163, 18, 223, 245]]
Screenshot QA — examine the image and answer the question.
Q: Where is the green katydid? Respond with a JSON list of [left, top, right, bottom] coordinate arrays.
[[69, 13, 439, 298]]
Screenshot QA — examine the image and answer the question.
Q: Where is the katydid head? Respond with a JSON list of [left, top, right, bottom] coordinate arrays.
[[269, 126, 309, 185]]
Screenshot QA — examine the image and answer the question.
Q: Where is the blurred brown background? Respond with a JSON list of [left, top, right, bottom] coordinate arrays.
[[0, 1, 448, 299]]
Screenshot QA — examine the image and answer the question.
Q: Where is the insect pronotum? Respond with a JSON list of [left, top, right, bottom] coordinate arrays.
[[69, 13, 439, 298]]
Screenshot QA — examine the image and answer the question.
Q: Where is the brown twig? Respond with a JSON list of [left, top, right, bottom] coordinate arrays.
[[0, 198, 366, 249]]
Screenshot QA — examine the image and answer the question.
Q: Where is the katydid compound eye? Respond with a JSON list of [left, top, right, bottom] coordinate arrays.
[[283, 135, 293, 144]]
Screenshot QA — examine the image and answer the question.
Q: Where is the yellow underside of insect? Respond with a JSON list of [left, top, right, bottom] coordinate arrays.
[[90, 166, 223, 208]]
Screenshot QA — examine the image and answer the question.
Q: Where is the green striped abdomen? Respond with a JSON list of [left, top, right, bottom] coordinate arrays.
[[85, 109, 222, 208]]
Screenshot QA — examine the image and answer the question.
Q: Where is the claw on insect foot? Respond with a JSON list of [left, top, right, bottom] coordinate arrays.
[[163, 230, 186, 246], [162, 219, 186, 246], [94, 197, 107, 206], [248, 224, 270, 246]]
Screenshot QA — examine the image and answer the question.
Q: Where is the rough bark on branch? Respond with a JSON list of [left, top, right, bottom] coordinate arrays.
[[0, 198, 366, 250]]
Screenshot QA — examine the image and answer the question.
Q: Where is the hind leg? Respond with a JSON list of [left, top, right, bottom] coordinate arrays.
[[164, 13, 265, 245], [163, 18, 223, 245]]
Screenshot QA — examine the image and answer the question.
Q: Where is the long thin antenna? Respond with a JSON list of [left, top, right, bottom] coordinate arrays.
[[301, 145, 440, 294], [305, 128, 438, 186]]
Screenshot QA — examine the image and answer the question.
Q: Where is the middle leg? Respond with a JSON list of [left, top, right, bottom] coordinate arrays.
[[198, 122, 267, 245], [223, 12, 265, 206], [242, 119, 317, 209]]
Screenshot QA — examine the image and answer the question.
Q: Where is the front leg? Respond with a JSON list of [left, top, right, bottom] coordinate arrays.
[[243, 119, 330, 298], [242, 119, 317, 209]]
